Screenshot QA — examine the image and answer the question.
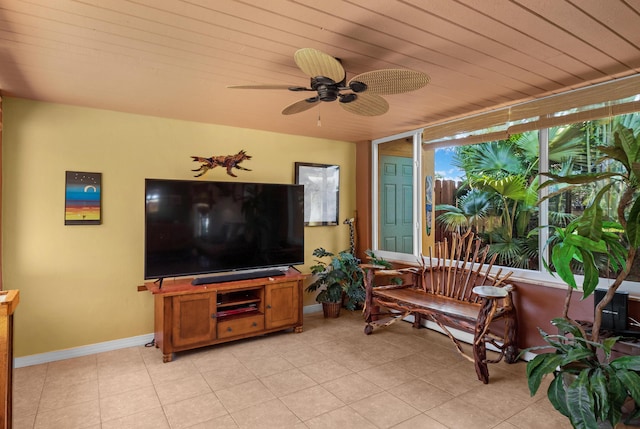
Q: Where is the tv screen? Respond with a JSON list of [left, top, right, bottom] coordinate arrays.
[[144, 179, 305, 280]]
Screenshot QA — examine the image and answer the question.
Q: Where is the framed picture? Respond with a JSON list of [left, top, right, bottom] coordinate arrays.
[[295, 162, 339, 226], [65, 171, 102, 225]]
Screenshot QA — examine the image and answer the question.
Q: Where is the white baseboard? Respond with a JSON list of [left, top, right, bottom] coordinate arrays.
[[403, 314, 533, 361], [14, 305, 534, 368], [303, 303, 322, 314], [518, 349, 537, 362], [14, 333, 155, 368], [15, 304, 325, 368]]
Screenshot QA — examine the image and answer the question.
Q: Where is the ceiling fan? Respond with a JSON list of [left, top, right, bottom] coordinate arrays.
[[228, 48, 430, 116]]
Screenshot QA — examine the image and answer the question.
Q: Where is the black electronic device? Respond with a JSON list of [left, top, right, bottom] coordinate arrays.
[[595, 288, 628, 333], [190, 268, 285, 286], [144, 179, 304, 283]]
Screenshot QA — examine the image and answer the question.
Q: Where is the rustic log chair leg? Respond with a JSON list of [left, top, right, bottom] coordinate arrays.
[[473, 298, 497, 384], [362, 266, 375, 334], [412, 312, 422, 329], [502, 307, 519, 364], [473, 342, 489, 384], [497, 290, 519, 364]]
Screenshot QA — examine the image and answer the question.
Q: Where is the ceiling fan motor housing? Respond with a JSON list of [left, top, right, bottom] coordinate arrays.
[[311, 76, 340, 101], [349, 81, 367, 93]]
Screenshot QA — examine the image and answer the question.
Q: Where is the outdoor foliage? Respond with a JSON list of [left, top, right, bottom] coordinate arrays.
[[436, 134, 546, 269], [436, 113, 640, 277]]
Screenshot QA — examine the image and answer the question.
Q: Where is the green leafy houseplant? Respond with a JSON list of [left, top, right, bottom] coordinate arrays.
[[524, 123, 640, 429], [526, 319, 640, 429], [306, 248, 390, 311]]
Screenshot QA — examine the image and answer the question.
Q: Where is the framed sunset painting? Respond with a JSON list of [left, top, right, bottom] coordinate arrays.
[[64, 171, 102, 225]]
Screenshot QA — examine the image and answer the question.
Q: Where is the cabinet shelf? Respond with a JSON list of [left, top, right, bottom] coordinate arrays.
[[216, 306, 261, 318], [217, 298, 261, 309]]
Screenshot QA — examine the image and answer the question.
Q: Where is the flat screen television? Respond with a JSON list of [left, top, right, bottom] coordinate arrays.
[[144, 179, 304, 284]]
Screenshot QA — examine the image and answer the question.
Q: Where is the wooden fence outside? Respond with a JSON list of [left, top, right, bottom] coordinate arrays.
[[433, 179, 460, 243]]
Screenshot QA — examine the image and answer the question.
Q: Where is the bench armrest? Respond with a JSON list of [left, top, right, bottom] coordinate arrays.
[[472, 286, 508, 299], [373, 284, 410, 291]]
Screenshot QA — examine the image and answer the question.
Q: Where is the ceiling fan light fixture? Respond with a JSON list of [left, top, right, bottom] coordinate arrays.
[[349, 81, 367, 93], [339, 93, 357, 103], [310, 76, 340, 101], [318, 90, 338, 102]]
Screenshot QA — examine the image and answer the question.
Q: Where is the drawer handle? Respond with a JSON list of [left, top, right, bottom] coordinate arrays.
[[227, 327, 233, 332], [252, 322, 257, 327]]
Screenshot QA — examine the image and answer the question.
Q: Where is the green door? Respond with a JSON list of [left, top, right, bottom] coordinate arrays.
[[379, 155, 413, 253]]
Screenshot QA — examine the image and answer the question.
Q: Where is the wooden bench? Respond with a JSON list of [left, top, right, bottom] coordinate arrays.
[[361, 232, 518, 384]]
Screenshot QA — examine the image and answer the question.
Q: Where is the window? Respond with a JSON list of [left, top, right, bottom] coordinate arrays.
[[372, 75, 640, 291], [545, 114, 640, 282], [433, 131, 540, 270]]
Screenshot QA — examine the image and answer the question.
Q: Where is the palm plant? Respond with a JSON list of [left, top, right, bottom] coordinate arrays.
[[435, 188, 492, 233], [437, 138, 541, 267], [473, 174, 539, 268], [437, 127, 587, 269]]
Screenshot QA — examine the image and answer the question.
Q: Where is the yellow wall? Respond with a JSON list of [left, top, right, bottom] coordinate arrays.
[[3, 98, 355, 357]]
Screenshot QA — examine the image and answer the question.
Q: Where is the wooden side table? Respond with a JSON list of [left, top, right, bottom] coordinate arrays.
[[0, 290, 19, 429]]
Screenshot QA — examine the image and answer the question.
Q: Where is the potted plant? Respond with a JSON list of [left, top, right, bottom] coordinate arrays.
[[524, 123, 640, 429], [306, 248, 390, 317]]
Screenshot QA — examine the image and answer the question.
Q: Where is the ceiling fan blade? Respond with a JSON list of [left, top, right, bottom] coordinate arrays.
[[349, 69, 430, 95], [340, 93, 389, 116], [294, 48, 345, 83], [227, 84, 303, 90], [282, 98, 319, 115]]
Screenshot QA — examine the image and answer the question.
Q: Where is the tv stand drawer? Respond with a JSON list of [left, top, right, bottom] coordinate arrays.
[[218, 314, 264, 339]]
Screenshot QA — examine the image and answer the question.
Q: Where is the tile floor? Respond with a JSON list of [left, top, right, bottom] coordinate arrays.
[[11, 310, 615, 428]]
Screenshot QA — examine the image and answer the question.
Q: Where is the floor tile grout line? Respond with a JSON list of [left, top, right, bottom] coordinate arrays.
[[15, 311, 571, 428]]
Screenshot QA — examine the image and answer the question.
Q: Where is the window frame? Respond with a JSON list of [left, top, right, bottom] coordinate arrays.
[[371, 120, 640, 296]]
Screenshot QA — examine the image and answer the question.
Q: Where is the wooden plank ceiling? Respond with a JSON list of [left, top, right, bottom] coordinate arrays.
[[1, 0, 639, 143]]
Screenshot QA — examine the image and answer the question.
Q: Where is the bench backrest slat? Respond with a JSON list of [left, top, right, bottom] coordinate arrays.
[[458, 233, 478, 300], [420, 232, 508, 303], [458, 232, 475, 300]]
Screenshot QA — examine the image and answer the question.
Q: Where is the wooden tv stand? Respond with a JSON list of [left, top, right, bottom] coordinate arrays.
[[146, 268, 304, 362]]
